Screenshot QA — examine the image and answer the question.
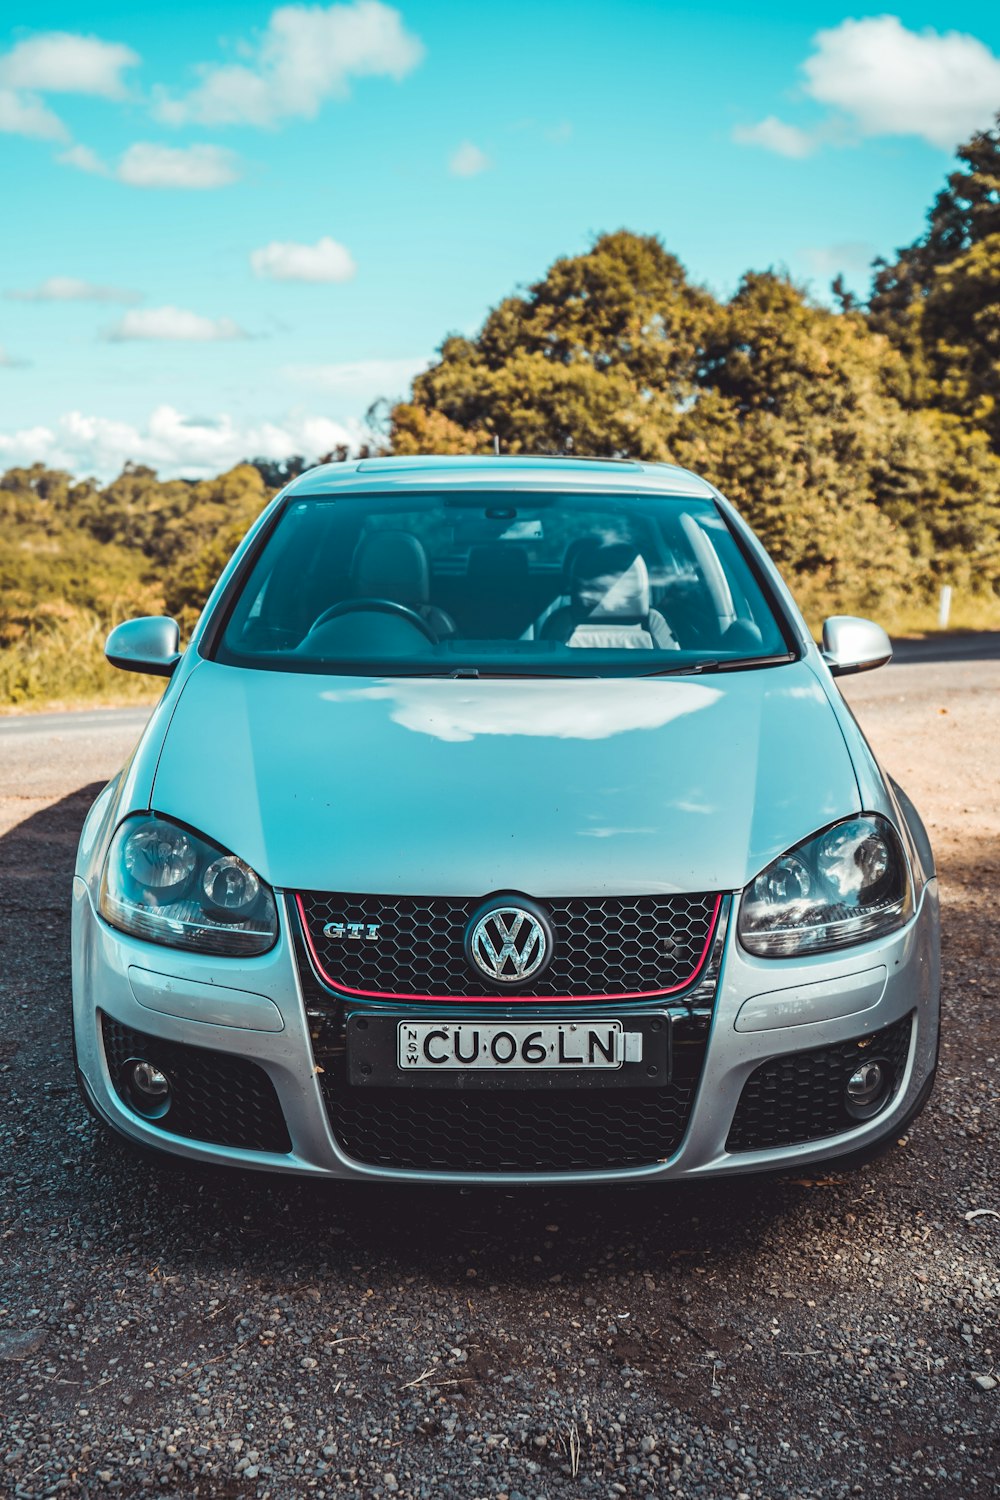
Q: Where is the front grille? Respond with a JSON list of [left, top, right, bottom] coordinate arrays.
[[726, 1014, 914, 1153], [101, 1014, 291, 1153], [321, 1035, 706, 1172], [297, 890, 720, 999]]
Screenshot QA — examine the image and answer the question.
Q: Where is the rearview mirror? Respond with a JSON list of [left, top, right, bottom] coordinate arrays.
[[821, 616, 892, 677], [105, 616, 181, 678]]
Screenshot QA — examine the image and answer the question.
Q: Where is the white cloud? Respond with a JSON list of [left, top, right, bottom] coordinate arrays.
[[251, 236, 356, 283], [105, 307, 249, 342], [803, 17, 1000, 150], [8, 276, 141, 304], [0, 31, 139, 99], [116, 142, 240, 188], [449, 141, 490, 176], [0, 86, 68, 140], [0, 345, 31, 369], [738, 17, 1000, 158], [58, 141, 240, 189], [56, 143, 109, 174], [802, 242, 878, 280], [732, 115, 816, 159], [155, 1, 425, 127], [281, 356, 429, 403], [0, 406, 361, 480]]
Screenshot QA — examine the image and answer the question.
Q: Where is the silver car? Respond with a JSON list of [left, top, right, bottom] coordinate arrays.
[[72, 456, 940, 1182]]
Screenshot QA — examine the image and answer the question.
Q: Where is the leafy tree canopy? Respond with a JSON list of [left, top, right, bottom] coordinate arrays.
[[389, 224, 1000, 613], [871, 112, 1000, 446]]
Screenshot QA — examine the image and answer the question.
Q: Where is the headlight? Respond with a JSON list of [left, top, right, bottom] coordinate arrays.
[[738, 815, 912, 957], [99, 815, 278, 956]]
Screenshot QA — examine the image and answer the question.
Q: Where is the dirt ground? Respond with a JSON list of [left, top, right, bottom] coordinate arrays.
[[0, 654, 997, 1499]]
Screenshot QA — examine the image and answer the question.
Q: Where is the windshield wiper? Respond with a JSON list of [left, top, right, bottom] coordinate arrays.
[[643, 652, 796, 678], [372, 668, 476, 678], [378, 667, 584, 681]]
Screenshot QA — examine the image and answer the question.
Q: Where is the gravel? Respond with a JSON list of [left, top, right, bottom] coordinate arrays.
[[0, 653, 997, 1499]]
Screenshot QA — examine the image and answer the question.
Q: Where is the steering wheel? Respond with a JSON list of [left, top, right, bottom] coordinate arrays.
[[308, 598, 439, 645]]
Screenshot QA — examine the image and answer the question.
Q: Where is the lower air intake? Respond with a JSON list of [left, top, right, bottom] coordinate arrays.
[[726, 1014, 913, 1152], [321, 1042, 706, 1172], [100, 1013, 291, 1153]]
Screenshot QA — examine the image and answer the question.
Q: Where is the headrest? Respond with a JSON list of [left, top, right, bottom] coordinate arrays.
[[353, 531, 429, 607], [562, 537, 595, 579], [467, 545, 530, 587], [572, 542, 650, 622]]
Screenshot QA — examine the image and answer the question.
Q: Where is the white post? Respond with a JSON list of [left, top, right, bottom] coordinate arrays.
[[938, 585, 952, 629]]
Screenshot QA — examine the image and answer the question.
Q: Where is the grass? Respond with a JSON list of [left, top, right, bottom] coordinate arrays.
[[870, 593, 1000, 639], [801, 592, 1000, 641], [0, 611, 163, 714]]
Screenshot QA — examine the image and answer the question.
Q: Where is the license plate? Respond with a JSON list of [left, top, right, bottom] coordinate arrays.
[[396, 1020, 640, 1071]]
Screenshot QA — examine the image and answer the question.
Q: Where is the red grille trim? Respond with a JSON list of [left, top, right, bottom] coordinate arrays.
[[294, 892, 722, 1003]]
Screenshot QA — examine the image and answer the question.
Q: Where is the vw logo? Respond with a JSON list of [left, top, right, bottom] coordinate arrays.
[[465, 899, 553, 986]]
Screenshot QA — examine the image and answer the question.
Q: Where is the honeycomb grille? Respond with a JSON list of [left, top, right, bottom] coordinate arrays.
[[726, 1014, 914, 1152], [100, 1014, 291, 1153], [296, 891, 720, 1000], [322, 1041, 705, 1172]]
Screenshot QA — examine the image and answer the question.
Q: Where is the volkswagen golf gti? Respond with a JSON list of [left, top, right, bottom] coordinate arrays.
[[72, 456, 940, 1182]]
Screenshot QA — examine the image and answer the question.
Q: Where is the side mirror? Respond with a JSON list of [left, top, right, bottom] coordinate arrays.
[[105, 616, 181, 678], [821, 615, 892, 677]]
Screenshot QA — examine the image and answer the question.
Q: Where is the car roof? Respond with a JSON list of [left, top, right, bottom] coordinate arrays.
[[285, 454, 717, 499]]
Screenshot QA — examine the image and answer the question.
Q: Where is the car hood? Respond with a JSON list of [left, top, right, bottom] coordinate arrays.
[[151, 660, 860, 896]]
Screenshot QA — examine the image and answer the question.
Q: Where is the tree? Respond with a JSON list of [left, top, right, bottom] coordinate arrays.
[[0, 460, 277, 705], [249, 455, 309, 488], [390, 232, 715, 458], [870, 113, 1000, 444], [670, 273, 917, 612], [386, 231, 1000, 608]]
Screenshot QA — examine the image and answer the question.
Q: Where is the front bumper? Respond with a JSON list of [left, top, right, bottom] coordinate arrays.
[[72, 879, 940, 1183]]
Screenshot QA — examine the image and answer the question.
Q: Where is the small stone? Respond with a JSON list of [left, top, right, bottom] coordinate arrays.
[[0, 1330, 46, 1360], [300, 1357, 318, 1370], [973, 1374, 997, 1391]]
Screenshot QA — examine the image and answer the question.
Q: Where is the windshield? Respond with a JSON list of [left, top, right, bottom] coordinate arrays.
[[213, 490, 792, 677]]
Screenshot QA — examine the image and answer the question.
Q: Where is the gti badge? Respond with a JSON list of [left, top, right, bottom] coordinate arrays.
[[323, 920, 380, 941]]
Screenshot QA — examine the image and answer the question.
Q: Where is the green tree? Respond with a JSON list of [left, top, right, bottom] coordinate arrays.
[[390, 231, 715, 458], [670, 273, 917, 613], [0, 461, 276, 705], [870, 113, 1000, 444], [387, 231, 1000, 610]]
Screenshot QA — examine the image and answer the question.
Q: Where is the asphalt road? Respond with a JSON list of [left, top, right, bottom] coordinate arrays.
[[0, 654, 997, 1499], [884, 631, 1000, 664]]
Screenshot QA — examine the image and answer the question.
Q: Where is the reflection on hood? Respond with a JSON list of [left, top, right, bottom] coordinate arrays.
[[320, 678, 723, 743]]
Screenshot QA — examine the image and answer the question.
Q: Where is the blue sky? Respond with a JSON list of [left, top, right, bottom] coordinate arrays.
[[1, 2, 999, 477]]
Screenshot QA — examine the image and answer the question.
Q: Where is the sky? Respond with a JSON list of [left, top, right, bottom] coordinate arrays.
[[1, 1, 999, 479]]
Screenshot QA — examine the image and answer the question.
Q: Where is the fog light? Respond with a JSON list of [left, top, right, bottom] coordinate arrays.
[[844, 1058, 891, 1120], [124, 1058, 171, 1119]]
